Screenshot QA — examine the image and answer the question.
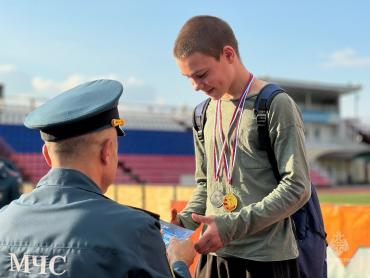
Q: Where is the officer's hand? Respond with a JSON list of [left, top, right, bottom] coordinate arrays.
[[191, 213, 224, 254], [167, 238, 196, 267], [170, 208, 183, 227]]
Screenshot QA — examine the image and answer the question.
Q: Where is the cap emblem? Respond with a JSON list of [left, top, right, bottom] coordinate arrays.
[[111, 118, 125, 127]]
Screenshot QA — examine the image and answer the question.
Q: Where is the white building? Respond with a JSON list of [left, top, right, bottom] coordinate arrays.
[[264, 77, 370, 185]]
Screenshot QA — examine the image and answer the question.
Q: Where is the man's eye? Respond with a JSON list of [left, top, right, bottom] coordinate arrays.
[[197, 72, 207, 78]]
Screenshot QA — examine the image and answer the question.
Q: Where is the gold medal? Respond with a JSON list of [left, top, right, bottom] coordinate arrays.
[[223, 192, 238, 212]]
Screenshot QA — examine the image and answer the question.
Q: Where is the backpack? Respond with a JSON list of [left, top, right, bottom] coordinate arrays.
[[193, 84, 327, 278]]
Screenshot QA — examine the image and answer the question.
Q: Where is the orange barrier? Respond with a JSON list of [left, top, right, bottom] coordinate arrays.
[[321, 204, 370, 266]]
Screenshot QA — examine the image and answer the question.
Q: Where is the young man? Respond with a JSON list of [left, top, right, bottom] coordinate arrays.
[[171, 16, 311, 277], [0, 79, 195, 277]]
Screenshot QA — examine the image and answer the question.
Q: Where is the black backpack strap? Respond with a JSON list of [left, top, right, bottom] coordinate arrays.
[[254, 84, 285, 182], [193, 98, 211, 143]]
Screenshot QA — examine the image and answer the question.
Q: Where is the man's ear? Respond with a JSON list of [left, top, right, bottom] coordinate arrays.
[[100, 138, 112, 165], [42, 144, 52, 167], [222, 46, 236, 63]]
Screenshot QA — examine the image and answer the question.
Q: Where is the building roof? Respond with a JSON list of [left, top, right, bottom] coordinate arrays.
[[262, 76, 361, 97], [317, 146, 370, 161]]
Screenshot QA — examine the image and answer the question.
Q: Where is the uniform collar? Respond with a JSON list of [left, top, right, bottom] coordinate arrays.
[[36, 168, 103, 195]]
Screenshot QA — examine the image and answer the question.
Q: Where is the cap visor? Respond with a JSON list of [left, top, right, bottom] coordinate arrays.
[[116, 126, 125, 136]]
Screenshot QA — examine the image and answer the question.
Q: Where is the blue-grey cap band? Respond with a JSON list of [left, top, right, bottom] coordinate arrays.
[[40, 107, 124, 142]]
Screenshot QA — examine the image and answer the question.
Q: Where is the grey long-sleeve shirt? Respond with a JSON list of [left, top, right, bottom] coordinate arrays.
[[179, 92, 311, 261]]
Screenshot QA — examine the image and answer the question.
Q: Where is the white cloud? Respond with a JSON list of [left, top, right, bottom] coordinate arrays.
[[2, 67, 159, 105], [0, 65, 33, 96], [125, 75, 145, 86], [0, 64, 17, 74], [322, 48, 370, 68], [30, 73, 161, 103], [31, 77, 59, 92], [31, 73, 122, 94], [154, 96, 166, 105]]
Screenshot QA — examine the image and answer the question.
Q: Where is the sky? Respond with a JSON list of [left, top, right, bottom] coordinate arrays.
[[0, 1, 369, 123]]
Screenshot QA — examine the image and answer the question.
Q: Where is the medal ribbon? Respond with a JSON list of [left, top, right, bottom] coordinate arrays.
[[213, 74, 254, 184]]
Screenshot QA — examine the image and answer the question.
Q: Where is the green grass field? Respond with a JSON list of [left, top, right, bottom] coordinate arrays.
[[318, 191, 370, 205]]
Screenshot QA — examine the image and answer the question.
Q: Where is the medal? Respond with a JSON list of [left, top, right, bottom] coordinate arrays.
[[223, 192, 238, 212], [210, 189, 224, 208]]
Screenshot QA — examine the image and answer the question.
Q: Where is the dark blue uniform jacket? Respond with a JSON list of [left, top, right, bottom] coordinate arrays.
[[0, 168, 190, 278]]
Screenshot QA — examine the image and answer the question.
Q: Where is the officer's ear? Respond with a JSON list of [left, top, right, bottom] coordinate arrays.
[[100, 138, 113, 165], [42, 144, 52, 167]]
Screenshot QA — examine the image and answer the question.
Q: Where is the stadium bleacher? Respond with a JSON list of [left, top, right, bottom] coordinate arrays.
[[0, 103, 333, 186]]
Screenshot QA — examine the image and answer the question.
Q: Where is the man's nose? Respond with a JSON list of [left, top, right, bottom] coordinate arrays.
[[192, 80, 203, 91]]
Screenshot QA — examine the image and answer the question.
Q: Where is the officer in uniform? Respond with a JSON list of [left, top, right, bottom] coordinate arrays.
[[0, 79, 195, 277], [0, 158, 22, 209]]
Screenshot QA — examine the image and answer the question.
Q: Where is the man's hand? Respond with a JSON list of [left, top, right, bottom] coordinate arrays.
[[170, 208, 183, 227], [192, 213, 224, 254], [167, 238, 196, 267]]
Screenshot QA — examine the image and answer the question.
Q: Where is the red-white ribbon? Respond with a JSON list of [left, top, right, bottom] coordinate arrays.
[[213, 74, 254, 184]]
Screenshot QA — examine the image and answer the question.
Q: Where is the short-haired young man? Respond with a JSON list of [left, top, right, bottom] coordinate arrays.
[[171, 15, 311, 277]]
